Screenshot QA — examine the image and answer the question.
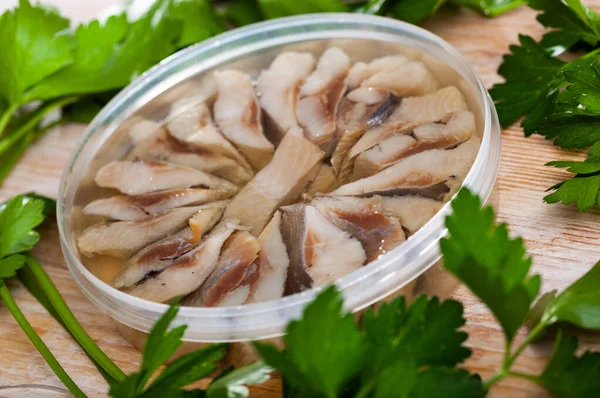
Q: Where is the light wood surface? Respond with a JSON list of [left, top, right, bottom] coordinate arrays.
[[1, 2, 600, 397]]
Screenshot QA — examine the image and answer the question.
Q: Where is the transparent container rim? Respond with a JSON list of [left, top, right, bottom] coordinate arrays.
[[57, 13, 500, 337]]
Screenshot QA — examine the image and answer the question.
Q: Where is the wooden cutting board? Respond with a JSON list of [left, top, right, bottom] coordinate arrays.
[[1, 1, 600, 397]]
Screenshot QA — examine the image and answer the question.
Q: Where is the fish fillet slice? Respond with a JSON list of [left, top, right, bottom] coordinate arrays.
[[223, 126, 324, 236], [83, 189, 234, 221], [346, 56, 409, 90], [167, 98, 252, 170], [111, 203, 227, 289], [214, 70, 274, 170], [281, 205, 366, 294], [126, 221, 238, 303], [297, 48, 350, 152], [95, 160, 238, 195], [257, 52, 316, 143], [77, 206, 203, 258], [352, 111, 475, 180], [361, 61, 440, 96], [246, 211, 289, 303], [183, 230, 260, 307], [303, 164, 336, 200], [380, 196, 444, 235], [312, 196, 406, 262], [127, 121, 253, 185], [330, 138, 481, 199]]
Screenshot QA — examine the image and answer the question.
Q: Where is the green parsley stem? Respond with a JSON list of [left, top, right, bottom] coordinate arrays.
[[0, 103, 18, 139], [17, 267, 115, 384], [25, 256, 126, 383], [504, 322, 547, 371], [0, 96, 77, 157], [505, 371, 540, 384], [0, 280, 86, 398]]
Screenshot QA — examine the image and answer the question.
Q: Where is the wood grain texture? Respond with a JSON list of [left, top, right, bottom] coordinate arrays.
[[1, 1, 600, 397]]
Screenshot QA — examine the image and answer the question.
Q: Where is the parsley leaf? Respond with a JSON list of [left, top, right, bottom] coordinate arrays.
[[538, 331, 600, 397], [489, 35, 566, 131], [110, 305, 270, 398], [170, 0, 225, 48], [450, 0, 524, 17], [0, 195, 45, 258], [257, 0, 348, 19], [220, 0, 264, 27], [0, 0, 73, 107], [529, 0, 600, 54], [206, 360, 272, 398], [412, 367, 483, 398], [533, 261, 600, 330], [440, 189, 540, 343], [255, 286, 363, 397], [0, 254, 27, 279], [26, 1, 181, 102], [389, 0, 444, 24]]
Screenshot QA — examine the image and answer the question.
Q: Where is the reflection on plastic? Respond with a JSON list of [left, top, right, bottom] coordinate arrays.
[[0, 384, 71, 398]]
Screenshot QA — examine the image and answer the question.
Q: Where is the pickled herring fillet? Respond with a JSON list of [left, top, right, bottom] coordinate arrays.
[[95, 160, 238, 195], [361, 61, 440, 96], [312, 196, 405, 262], [331, 94, 400, 182], [246, 211, 289, 303], [352, 111, 475, 180], [330, 138, 481, 199], [111, 203, 227, 289], [167, 98, 252, 170], [127, 121, 253, 185], [281, 205, 366, 294], [183, 230, 260, 307], [126, 221, 238, 303], [83, 189, 234, 221], [214, 70, 274, 170], [77, 206, 203, 258], [346, 56, 409, 90], [257, 52, 315, 142], [348, 87, 469, 160], [380, 196, 444, 235], [297, 48, 350, 152], [223, 126, 325, 236], [304, 164, 336, 200]]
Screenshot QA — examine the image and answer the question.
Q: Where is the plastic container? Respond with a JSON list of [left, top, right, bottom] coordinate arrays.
[[58, 14, 501, 346]]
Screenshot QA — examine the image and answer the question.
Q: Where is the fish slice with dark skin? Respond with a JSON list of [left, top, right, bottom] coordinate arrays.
[[77, 206, 204, 259], [111, 202, 227, 289], [183, 230, 260, 307], [246, 211, 290, 303], [360, 61, 440, 96], [125, 220, 239, 303], [296, 47, 350, 152], [214, 70, 274, 170], [95, 160, 238, 195], [83, 189, 233, 221], [311, 196, 406, 262], [348, 87, 469, 163], [351, 110, 475, 180], [223, 126, 325, 236], [167, 98, 253, 171], [329, 138, 481, 199], [256, 52, 315, 143], [127, 120, 253, 185], [330, 94, 400, 181], [280, 205, 366, 294]]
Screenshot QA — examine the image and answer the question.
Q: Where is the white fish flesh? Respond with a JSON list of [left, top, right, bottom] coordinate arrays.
[[183, 230, 260, 307], [380, 196, 444, 235], [296, 48, 350, 152], [257, 52, 315, 142], [111, 203, 227, 288], [127, 121, 253, 185], [223, 126, 324, 236], [95, 160, 238, 195], [77, 206, 203, 258], [126, 221, 238, 303], [214, 70, 275, 170], [83, 189, 234, 221], [280, 205, 366, 294]]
